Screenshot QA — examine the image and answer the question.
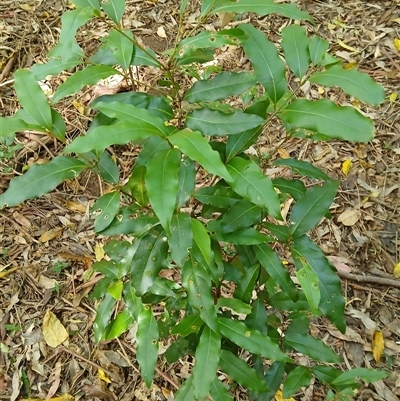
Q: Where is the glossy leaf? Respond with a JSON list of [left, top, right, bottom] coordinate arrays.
[[193, 326, 221, 401], [217, 298, 252, 315], [226, 126, 262, 162], [296, 261, 320, 315], [101, 0, 125, 23], [308, 35, 329, 66], [279, 99, 375, 141], [285, 331, 341, 363], [176, 49, 215, 66], [309, 64, 385, 106], [220, 199, 261, 233], [291, 235, 345, 332], [104, 309, 134, 340], [146, 148, 180, 232], [254, 243, 298, 301], [169, 130, 232, 182], [0, 116, 39, 139], [245, 298, 267, 334], [136, 136, 171, 167], [147, 277, 176, 298], [213, 0, 313, 23], [210, 378, 233, 401], [290, 180, 339, 237], [272, 178, 306, 201], [123, 282, 143, 320], [169, 213, 193, 267], [331, 368, 389, 386], [194, 185, 240, 209], [0, 156, 87, 208], [100, 212, 158, 236], [131, 45, 160, 66], [182, 254, 219, 334], [218, 318, 290, 361], [273, 158, 330, 181], [283, 366, 312, 399], [191, 219, 212, 266], [72, 0, 101, 10], [176, 156, 196, 207], [234, 264, 259, 304], [171, 314, 203, 337], [92, 191, 120, 232], [174, 375, 195, 401], [130, 226, 169, 295], [176, 29, 247, 58], [136, 305, 159, 387], [185, 72, 256, 103], [126, 166, 148, 206], [219, 350, 268, 393], [93, 293, 116, 342], [107, 29, 134, 69], [14, 69, 53, 129], [52, 65, 119, 103], [31, 58, 82, 80], [240, 23, 287, 104], [281, 25, 310, 79], [186, 108, 264, 137], [226, 157, 282, 219], [251, 361, 285, 401]]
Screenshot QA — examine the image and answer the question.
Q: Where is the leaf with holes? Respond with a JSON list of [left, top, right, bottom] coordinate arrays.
[[92, 191, 120, 232]]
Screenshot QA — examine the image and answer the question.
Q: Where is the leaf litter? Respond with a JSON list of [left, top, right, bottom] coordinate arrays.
[[0, 0, 400, 400]]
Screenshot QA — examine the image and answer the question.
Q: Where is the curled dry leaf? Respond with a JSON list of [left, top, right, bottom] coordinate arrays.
[[83, 380, 116, 401], [327, 255, 352, 273], [42, 310, 69, 348], [337, 208, 361, 226]]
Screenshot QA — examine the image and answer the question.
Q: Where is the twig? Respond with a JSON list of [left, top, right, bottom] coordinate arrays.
[[337, 270, 400, 288]]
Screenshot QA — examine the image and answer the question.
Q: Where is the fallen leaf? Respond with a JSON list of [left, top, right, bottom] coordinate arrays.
[[277, 148, 290, 159], [389, 93, 397, 102], [394, 38, 400, 51], [393, 262, 400, 278], [95, 243, 105, 261], [98, 368, 111, 384], [337, 39, 358, 52], [0, 266, 20, 279], [341, 159, 352, 176], [327, 256, 352, 273], [42, 310, 69, 348], [372, 331, 385, 363], [337, 209, 361, 226], [39, 227, 63, 242], [157, 26, 167, 38], [275, 389, 295, 401], [13, 211, 31, 229]]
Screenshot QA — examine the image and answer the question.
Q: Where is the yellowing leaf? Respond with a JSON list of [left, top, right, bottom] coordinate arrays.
[[337, 39, 357, 53], [43, 310, 69, 348], [275, 389, 295, 401], [394, 38, 400, 52], [39, 227, 63, 242], [277, 148, 290, 159], [72, 100, 85, 115], [95, 243, 105, 261], [341, 159, 352, 176], [389, 93, 397, 102], [343, 61, 358, 70], [22, 397, 73, 401], [393, 262, 400, 278], [372, 330, 384, 363], [0, 266, 20, 279], [98, 368, 111, 383]]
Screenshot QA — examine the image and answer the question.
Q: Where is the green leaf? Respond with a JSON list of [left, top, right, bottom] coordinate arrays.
[[0, 156, 87, 208], [283, 366, 312, 399], [194, 185, 240, 209], [281, 25, 310, 79], [104, 309, 134, 340], [169, 130, 232, 182], [220, 199, 261, 233], [210, 378, 233, 401], [147, 277, 176, 298], [31, 58, 82, 80], [234, 264, 259, 304], [311, 366, 342, 386], [171, 314, 203, 336], [251, 361, 285, 401], [107, 29, 134, 69], [93, 151, 119, 184], [176, 156, 196, 207], [72, 0, 101, 10], [126, 166, 148, 206], [290, 180, 339, 237], [14, 70, 53, 129], [217, 298, 252, 315], [123, 282, 143, 320], [272, 178, 306, 201], [331, 368, 389, 386], [101, 0, 125, 23], [50, 109, 66, 140], [176, 29, 247, 58], [131, 45, 160, 66], [213, 0, 313, 23], [52, 65, 119, 103], [165, 336, 189, 363], [253, 243, 298, 301], [308, 36, 329, 66], [226, 126, 262, 162], [309, 64, 386, 106], [296, 262, 321, 315], [219, 350, 268, 393], [93, 293, 116, 342], [273, 158, 330, 181], [100, 211, 158, 236], [185, 72, 256, 103], [136, 136, 171, 167], [108, 280, 123, 300], [279, 99, 375, 142], [193, 326, 221, 401], [175, 375, 195, 401], [0, 116, 38, 139], [92, 191, 120, 232], [284, 330, 341, 363], [226, 157, 282, 219], [239, 23, 287, 104], [136, 305, 159, 387], [191, 219, 212, 266], [130, 226, 169, 295], [291, 235, 345, 332], [169, 213, 193, 267], [182, 254, 219, 334], [146, 148, 180, 232], [176, 49, 215, 66], [186, 108, 264, 137], [218, 318, 290, 362], [245, 298, 267, 334]]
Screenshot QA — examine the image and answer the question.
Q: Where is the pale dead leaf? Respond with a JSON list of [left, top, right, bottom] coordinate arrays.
[[42, 310, 69, 348], [95, 242, 105, 261], [327, 256, 352, 273], [38, 275, 57, 290], [83, 381, 116, 401], [348, 309, 377, 333], [372, 331, 384, 363], [337, 209, 361, 226], [13, 211, 31, 229], [327, 326, 364, 343], [157, 26, 167, 38], [46, 362, 62, 400], [39, 227, 63, 242]]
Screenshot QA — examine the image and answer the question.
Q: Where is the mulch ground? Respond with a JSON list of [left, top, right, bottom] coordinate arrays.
[[0, 0, 399, 400]]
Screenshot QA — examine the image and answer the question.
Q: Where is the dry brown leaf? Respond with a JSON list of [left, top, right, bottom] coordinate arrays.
[[83, 381, 116, 401], [337, 208, 361, 226], [327, 256, 352, 273], [39, 227, 63, 242], [372, 331, 385, 363], [13, 211, 31, 229], [45, 362, 62, 400], [42, 310, 69, 348]]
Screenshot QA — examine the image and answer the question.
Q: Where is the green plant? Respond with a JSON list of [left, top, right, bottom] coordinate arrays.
[[0, 0, 388, 400]]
